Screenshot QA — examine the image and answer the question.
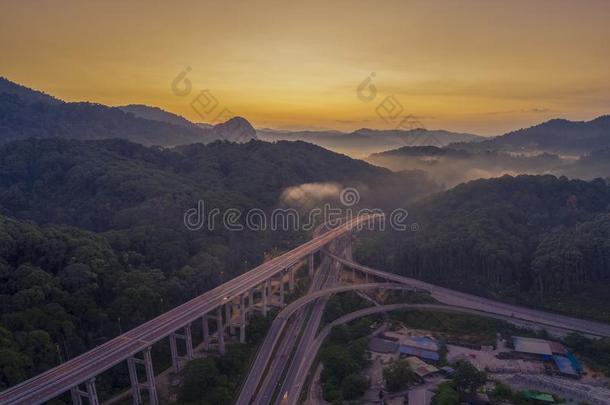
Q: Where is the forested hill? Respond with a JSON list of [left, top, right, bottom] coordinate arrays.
[[0, 137, 437, 298], [455, 115, 610, 155], [0, 137, 437, 389], [0, 93, 208, 146], [0, 78, 259, 146], [355, 175, 610, 321], [0, 138, 435, 231], [0, 77, 61, 105], [0, 215, 125, 389]]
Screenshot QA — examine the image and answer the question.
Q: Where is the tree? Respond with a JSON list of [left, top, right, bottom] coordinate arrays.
[[340, 373, 369, 400], [320, 345, 359, 385], [564, 332, 610, 376], [348, 337, 370, 366], [207, 378, 233, 405], [453, 361, 486, 394], [247, 314, 273, 344], [382, 358, 419, 392], [432, 382, 459, 405], [178, 358, 219, 402], [329, 325, 351, 345], [355, 176, 610, 323], [0, 344, 31, 390]]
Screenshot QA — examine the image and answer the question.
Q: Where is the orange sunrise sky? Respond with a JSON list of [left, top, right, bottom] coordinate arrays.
[[1, 0, 609, 135]]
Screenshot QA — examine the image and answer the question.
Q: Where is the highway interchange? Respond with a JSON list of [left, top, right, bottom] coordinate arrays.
[[0, 215, 382, 404], [1, 213, 610, 405], [237, 228, 610, 405]]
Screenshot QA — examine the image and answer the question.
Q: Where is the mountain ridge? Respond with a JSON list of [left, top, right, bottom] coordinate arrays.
[[0, 76, 62, 105], [118, 104, 199, 129], [257, 127, 483, 158], [0, 78, 256, 146], [454, 115, 610, 154]]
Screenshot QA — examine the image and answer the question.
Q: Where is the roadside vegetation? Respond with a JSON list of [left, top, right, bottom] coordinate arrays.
[[490, 381, 568, 405], [322, 291, 373, 325], [175, 313, 274, 405], [390, 310, 525, 346], [382, 290, 438, 305], [356, 175, 610, 323], [318, 316, 379, 403], [430, 361, 486, 405], [431, 382, 458, 405], [563, 333, 610, 377], [0, 135, 434, 396], [382, 358, 419, 392]]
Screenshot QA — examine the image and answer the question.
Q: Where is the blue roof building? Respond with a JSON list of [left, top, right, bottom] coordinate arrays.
[[399, 346, 439, 361]]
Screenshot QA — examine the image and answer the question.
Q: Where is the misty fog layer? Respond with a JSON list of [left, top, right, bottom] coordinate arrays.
[[280, 182, 343, 210], [366, 146, 609, 188], [257, 128, 482, 159]]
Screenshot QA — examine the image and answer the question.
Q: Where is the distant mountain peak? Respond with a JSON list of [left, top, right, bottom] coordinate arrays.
[[219, 116, 250, 126], [210, 116, 257, 142], [472, 114, 610, 154], [0, 78, 264, 146]]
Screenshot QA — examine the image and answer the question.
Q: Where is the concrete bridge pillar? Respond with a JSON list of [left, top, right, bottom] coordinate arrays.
[[202, 314, 210, 350], [70, 388, 82, 405], [239, 294, 246, 343], [185, 324, 194, 360], [262, 279, 269, 316], [169, 324, 194, 373], [248, 288, 254, 314], [288, 266, 295, 292], [127, 357, 142, 404], [126, 346, 158, 405], [225, 302, 235, 335], [216, 306, 225, 355], [70, 378, 99, 405], [279, 271, 285, 305], [86, 379, 99, 405], [143, 347, 159, 405], [169, 334, 179, 373]]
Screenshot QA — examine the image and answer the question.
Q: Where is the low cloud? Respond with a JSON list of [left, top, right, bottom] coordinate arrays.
[[280, 182, 342, 210], [480, 107, 554, 116]]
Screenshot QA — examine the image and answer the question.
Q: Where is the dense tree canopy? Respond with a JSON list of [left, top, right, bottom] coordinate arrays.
[[431, 382, 459, 405], [0, 137, 435, 391], [382, 358, 419, 392], [0, 93, 206, 146], [356, 175, 610, 320], [0, 215, 120, 389], [452, 360, 486, 394]]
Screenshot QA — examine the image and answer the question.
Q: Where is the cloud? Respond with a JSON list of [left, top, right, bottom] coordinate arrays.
[[479, 108, 555, 116], [280, 182, 342, 209]]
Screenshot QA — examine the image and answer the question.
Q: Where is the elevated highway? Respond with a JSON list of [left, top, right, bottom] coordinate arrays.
[[283, 301, 610, 405], [0, 214, 382, 405], [240, 250, 610, 405], [328, 253, 610, 338], [3, 212, 610, 405], [240, 280, 610, 404]]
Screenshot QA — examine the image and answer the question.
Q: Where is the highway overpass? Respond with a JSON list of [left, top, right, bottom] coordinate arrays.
[[0, 214, 382, 405], [2, 212, 610, 405]]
